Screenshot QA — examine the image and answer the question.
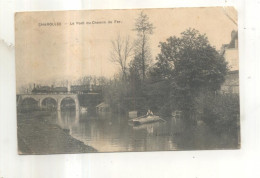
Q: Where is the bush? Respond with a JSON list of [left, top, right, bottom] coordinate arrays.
[[201, 93, 240, 134]]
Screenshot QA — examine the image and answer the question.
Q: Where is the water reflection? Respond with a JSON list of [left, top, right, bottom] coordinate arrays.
[[54, 110, 239, 152], [57, 110, 79, 130]]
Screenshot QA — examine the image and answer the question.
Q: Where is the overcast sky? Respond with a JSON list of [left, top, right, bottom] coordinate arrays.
[[15, 7, 237, 89]]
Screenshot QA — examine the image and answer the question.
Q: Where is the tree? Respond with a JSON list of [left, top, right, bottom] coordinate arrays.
[[110, 35, 134, 81], [153, 28, 228, 111], [133, 11, 155, 81]]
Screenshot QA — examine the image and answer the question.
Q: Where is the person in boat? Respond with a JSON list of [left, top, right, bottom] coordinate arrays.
[[146, 109, 153, 116]]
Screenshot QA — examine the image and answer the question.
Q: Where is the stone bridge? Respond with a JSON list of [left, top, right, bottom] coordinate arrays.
[[17, 94, 80, 111]]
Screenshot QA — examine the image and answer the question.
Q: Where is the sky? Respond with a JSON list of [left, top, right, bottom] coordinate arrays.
[[15, 7, 237, 89]]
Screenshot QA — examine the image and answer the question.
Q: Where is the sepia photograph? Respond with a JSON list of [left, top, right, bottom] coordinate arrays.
[[15, 7, 240, 154]]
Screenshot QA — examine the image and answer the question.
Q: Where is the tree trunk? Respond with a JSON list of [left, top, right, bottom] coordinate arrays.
[[141, 34, 146, 81]]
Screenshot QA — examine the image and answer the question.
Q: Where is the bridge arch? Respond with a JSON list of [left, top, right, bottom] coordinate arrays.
[[58, 96, 79, 111], [22, 97, 38, 103], [20, 97, 39, 112], [41, 97, 58, 111]]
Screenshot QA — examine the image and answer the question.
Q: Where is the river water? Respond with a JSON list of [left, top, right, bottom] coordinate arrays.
[[52, 110, 239, 152]]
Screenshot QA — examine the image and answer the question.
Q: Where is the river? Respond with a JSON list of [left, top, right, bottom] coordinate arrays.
[[50, 110, 239, 152]]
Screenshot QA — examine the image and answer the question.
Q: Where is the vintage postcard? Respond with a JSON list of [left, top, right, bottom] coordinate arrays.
[[15, 7, 240, 154]]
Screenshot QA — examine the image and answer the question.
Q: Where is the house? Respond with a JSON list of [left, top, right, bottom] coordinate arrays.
[[220, 30, 239, 94], [220, 30, 239, 71]]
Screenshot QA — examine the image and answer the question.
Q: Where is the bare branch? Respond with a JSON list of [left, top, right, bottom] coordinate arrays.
[[110, 34, 134, 80]]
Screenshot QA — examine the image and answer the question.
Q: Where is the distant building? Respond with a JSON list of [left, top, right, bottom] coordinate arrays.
[[220, 30, 239, 71], [220, 30, 239, 94]]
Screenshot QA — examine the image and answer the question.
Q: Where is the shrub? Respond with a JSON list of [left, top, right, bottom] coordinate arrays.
[[201, 93, 240, 134]]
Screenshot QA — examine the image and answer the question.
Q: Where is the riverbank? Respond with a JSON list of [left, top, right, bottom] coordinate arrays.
[[17, 111, 97, 154]]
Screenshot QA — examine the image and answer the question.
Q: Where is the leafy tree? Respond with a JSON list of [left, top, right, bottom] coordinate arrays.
[[133, 11, 155, 81], [152, 28, 228, 111]]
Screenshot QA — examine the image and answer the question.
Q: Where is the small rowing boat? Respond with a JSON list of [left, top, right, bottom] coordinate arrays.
[[129, 115, 164, 126]]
